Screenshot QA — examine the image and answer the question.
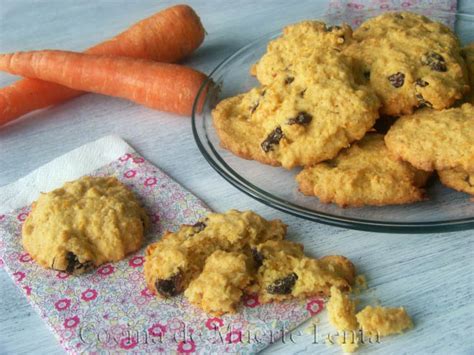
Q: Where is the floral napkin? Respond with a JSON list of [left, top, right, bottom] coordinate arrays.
[[0, 136, 321, 354]]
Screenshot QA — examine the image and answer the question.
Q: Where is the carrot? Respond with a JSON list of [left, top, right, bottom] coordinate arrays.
[[0, 4, 205, 125], [0, 50, 207, 116]]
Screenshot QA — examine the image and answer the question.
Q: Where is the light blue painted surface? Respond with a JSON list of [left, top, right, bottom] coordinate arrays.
[[0, 1, 473, 354]]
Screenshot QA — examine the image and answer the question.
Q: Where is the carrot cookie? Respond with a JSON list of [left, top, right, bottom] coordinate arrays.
[[144, 210, 287, 299], [296, 134, 430, 207], [327, 286, 360, 353], [22, 176, 148, 275], [345, 12, 469, 115], [327, 286, 413, 353], [385, 104, 474, 172], [213, 49, 380, 169], [144, 210, 355, 315], [252, 20, 353, 85], [356, 306, 413, 337], [184, 250, 253, 315], [438, 168, 474, 196], [253, 240, 355, 303]]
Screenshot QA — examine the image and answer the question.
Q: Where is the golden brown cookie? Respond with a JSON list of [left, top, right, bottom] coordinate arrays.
[[253, 240, 355, 303], [345, 12, 469, 115], [213, 47, 380, 169], [144, 210, 286, 299], [356, 306, 413, 337], [184, 250, 253, 315], [438, 168, 474, 196], [253, 20, 353, 85], [327, 286, 360, 352], [144, 209, 355, 315], [296, 134, 430, 207], [22, 176, 148, 274], [385, 104, 474, 172]]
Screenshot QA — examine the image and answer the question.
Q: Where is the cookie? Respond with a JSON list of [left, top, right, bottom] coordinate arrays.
[[327, 286, 360, 352], [438, 168, 474, 196], [144, 210, 355, 315], [385, 104, 474, 172], [253, 240, 355, 303], [252, 21, 353, 85], [356, 306, 413, 337], [213, 48, 380, 169], [144, 210, 287, 299], [462, 43, 474, 103], [184, 250, 253, 315], [296, 134, 430, 207], [345, 12, 469, 115], [326, 286, 413, 352], [22, 176, 148, 274]]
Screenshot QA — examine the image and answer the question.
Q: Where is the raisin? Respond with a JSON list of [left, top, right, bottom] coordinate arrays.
[[363, 70, 371, 80], [155, 273, 182, 297], [388, 72, 405, 88], [284, 77, 294, 85], [416, 93, 433, 108], [267, 273, 298, 294], [421, 52, 447, 72], [261, 127, 284, 153], [299, 89, 307, 98], [261, 89, 266, 97], [415, 79, 429, 87], [251, 248, 264, 269], [192, 221, 206, 233], [326, 25, 342, 32], [287, 112, 313, 126], [65, 252, 92, 274]]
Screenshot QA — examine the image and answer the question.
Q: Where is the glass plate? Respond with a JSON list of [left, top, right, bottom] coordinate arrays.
[[192, 10, 474, 233]]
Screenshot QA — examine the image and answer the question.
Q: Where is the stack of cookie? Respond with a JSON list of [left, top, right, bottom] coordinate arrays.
[[212, 12, 474, 207]]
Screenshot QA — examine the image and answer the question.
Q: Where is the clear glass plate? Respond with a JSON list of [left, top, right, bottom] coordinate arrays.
[[192, 10, 474, 233]]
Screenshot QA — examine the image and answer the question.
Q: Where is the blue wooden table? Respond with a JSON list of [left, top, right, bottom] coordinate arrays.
[[0, 1, 473, 354]]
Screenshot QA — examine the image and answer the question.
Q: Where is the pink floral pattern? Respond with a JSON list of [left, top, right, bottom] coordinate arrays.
[[242, 293, 260, 308], [97, 264, 114, 276], [119, 337, 138, 350], [205, 317, 224, 330], [0, 152, 314, 353], [144, 177, 158, 187], [327, 0, 457, 28], [148, 323, 167, 337], [123, 169, 136, 179], [19, 253, 32, 263], [306, 298, 325, 316], [13, 271, 25, 282], [128, 255, 144, 268], [177, 340, 196, 353], [81, 289, 98, 302], [55, 298, 71, 311], [64, 316, 80, 329], [225, 330, 243, 344]]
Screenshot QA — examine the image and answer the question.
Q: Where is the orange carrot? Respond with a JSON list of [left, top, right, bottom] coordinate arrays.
[[0, 4, 205, 125], [0, 50, 207, 116]]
